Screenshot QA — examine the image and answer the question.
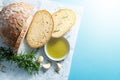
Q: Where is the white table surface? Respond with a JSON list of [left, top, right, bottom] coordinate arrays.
[[0, 0, 82, 80]]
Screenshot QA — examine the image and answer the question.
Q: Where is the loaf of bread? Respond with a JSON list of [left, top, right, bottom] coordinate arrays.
[[0, 2, 33, 53], [26, 10, 54, 48], [52, 9, 76, 38]]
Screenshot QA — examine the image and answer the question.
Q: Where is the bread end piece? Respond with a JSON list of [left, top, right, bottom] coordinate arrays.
[[13, 16, 33, 53]]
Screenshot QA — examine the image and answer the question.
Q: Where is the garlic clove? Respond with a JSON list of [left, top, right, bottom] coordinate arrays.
[[37, 56, 44, 64], [42, 63, 51, 69], [56, 63, 63, 71]]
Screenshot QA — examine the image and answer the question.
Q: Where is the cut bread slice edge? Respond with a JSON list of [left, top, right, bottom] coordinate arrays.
[[13, 16, 33, 53]]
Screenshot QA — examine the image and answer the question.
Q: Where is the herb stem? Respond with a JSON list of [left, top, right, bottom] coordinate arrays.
[[0, 47, 40, 74]]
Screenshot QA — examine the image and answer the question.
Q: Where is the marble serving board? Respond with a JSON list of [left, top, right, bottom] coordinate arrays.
[[0, 0, 83, 80]]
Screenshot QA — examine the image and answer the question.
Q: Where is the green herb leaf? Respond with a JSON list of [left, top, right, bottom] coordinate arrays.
[[0, 47, 40, 74]]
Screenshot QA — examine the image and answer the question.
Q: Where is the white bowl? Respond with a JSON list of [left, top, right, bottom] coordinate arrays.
[[44, 37, 70, 61]]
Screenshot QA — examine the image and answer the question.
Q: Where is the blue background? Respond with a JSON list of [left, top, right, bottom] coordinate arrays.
[[55, 0, 120, 80]]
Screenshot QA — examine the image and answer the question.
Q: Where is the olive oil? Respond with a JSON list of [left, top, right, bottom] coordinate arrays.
[[46, 38, 69, 59]]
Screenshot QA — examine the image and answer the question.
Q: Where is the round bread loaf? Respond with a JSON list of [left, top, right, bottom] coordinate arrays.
[[52, 9, 76, 38], [26, 10, 54, 48], [0, 2, 33, 53]]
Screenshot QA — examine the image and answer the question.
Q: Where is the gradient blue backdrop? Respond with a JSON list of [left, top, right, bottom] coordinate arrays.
[[55, 0, 120, 80]]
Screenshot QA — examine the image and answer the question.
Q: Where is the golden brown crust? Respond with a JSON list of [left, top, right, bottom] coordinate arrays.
[[13, 16, 33, 53], [13, 2, 33, 11], [13, 26, 27, 53], [0, 2, 33, 52]]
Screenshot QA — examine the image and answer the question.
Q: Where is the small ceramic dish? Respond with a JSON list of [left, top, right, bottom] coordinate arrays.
[[44, 37, 70, 61]]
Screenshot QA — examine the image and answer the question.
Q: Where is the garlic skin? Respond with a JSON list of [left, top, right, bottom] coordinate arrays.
[[42, 63, 51, 69], [56, 63, 63, 71], [37, 56, 44, 64]]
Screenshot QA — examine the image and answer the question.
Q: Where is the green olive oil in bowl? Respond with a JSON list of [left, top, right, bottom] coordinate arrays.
[[44, 37, 69, 61]]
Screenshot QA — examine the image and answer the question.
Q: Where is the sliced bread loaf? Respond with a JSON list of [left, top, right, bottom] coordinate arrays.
[[0, 2, 33, 53], [26, 10, 54, 48], [52, 9, 76, 38]]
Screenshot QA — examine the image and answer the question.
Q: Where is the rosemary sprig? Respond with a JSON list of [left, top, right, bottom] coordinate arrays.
[[0, 47, 40, 74]]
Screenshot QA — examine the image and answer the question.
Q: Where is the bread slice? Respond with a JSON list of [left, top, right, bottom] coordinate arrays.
[[13, 16, 33, 53], [26, 10, 54, 48], [52, 9, 76, 38]]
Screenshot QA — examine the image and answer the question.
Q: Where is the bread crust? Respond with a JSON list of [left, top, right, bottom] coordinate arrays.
[[0, 2, 33, 52], [26, 10, 54, 48], [52, 9, 76, 38], [13, 16, 33, 53]]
